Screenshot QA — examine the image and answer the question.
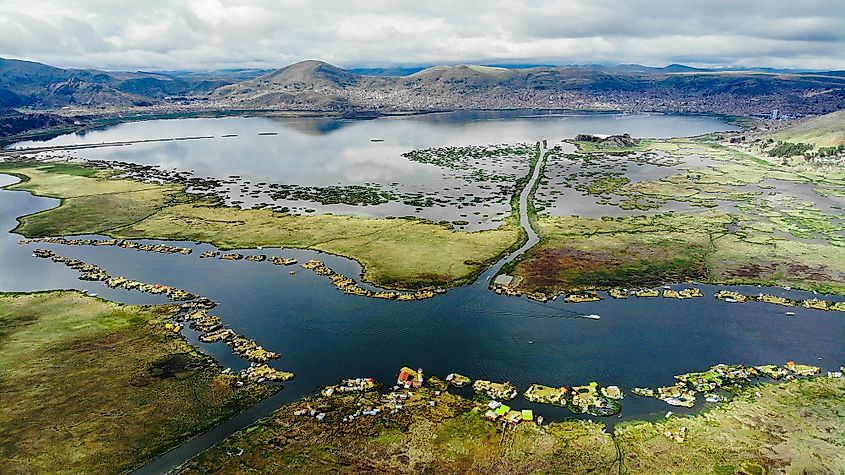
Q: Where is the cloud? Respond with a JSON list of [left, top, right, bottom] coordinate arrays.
[[0, 0, 842, 70]]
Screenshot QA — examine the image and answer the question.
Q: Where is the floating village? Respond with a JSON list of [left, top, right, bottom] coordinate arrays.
[[492, 279, 710, 303], [300, 259, 440, 301], [23, 237, 193, 255], [32, 248, 199, 301], [288, 362, 843, 444], [715, 289, 845, 312], [22, 235, 845, 431], [524, 381, 624, 417]]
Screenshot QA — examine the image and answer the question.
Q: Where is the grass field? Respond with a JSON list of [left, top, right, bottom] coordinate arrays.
[[0, 162, 522, 290], [0, 291, 276, 474], [509, 137, 845, 298], [177, 376, 845, 474], [769, 109, 845, 147], [511, 213, 728, 296]]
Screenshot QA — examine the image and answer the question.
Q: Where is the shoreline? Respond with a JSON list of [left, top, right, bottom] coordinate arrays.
[[0, 289, 280, 474]]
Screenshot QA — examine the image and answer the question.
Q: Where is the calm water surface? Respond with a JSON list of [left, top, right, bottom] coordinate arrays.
[[1, 172, 842, 425], [12, 111, 739, 229]]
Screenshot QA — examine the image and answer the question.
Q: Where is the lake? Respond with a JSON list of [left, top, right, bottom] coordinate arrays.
[[11, 110, 739, 230]]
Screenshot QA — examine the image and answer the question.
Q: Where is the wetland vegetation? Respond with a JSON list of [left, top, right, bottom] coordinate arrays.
[[176, 369, 845, 475], [508, 136, 845, 300], [0, 160, 523, 290], [0, 291, 276, 474]]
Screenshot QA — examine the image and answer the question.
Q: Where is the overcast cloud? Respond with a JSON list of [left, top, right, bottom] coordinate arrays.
[[1, 0, 843, 71]]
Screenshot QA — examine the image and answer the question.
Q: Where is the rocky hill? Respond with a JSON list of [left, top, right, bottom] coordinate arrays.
[[0, 57, 263, 108]]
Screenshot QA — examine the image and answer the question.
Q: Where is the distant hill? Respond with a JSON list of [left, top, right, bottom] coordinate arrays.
[[212, 60, 374, 110], [2, 57, 845, 119], [211, 60, 845, 117], [769, 109, 845, 147], [0, 57, 253, 108]]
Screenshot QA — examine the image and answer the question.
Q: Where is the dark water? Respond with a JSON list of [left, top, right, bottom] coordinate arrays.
[[2, 173, 843, 425]]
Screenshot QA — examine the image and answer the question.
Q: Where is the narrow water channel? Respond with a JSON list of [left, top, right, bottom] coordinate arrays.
[[133, 141, 554, 474]]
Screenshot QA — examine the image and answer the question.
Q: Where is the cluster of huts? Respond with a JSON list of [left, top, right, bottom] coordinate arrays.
[[633, 362, 828, 408], [199, 250, 298, 266], [524, 382, 623, 416], [716, 289, 845, 312]]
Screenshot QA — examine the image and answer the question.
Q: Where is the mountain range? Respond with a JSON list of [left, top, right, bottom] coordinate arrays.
[[2, 57, 845, 122], [0, 57, 270, 108], [210, 60, 845, 116]]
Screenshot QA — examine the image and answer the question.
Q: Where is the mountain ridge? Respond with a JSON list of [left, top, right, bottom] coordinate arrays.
[[209, 59, 845, 117], [2, 57, 845, 119]]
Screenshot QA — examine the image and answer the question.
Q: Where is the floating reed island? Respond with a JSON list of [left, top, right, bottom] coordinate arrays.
[[301, 259, 440, 301], [493, 279, 845, 313], [32, 248, 198, 301], [715, 289, 845, 312], [491, 277, 708, 302], [31, 248, 294, 384], [23, 237, 192, 254], [524, 381, 623, 417], [632, 362, 825, 408]]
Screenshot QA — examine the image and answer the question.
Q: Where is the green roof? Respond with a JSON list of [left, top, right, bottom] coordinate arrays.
[[494, 405, 509, 415], [521, 409, 533, 420]]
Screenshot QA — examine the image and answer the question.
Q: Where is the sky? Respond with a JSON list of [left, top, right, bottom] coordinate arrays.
[[0, 0, 843, 71]]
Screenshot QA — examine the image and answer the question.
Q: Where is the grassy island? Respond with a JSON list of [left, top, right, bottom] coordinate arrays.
[[0, 291, 276, 474], [0, 162, 522, 290]]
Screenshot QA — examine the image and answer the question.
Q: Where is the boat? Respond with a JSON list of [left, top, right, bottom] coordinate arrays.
[[723, 298, 737, 303], [582, 314, 601, 320], [370, 138, 384, 142], [785, 311, 796, 316]]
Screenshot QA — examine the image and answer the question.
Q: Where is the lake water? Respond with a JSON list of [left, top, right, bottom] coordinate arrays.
[[3, 173, 843, 425], [11, 111, 739, 230], [3, 112, 843, 470]]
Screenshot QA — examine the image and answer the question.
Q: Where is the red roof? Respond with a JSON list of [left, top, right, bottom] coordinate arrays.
[[398, 371, 411, 382]]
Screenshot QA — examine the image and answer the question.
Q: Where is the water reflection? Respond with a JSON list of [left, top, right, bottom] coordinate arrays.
[[12, 112, 738, 230]]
